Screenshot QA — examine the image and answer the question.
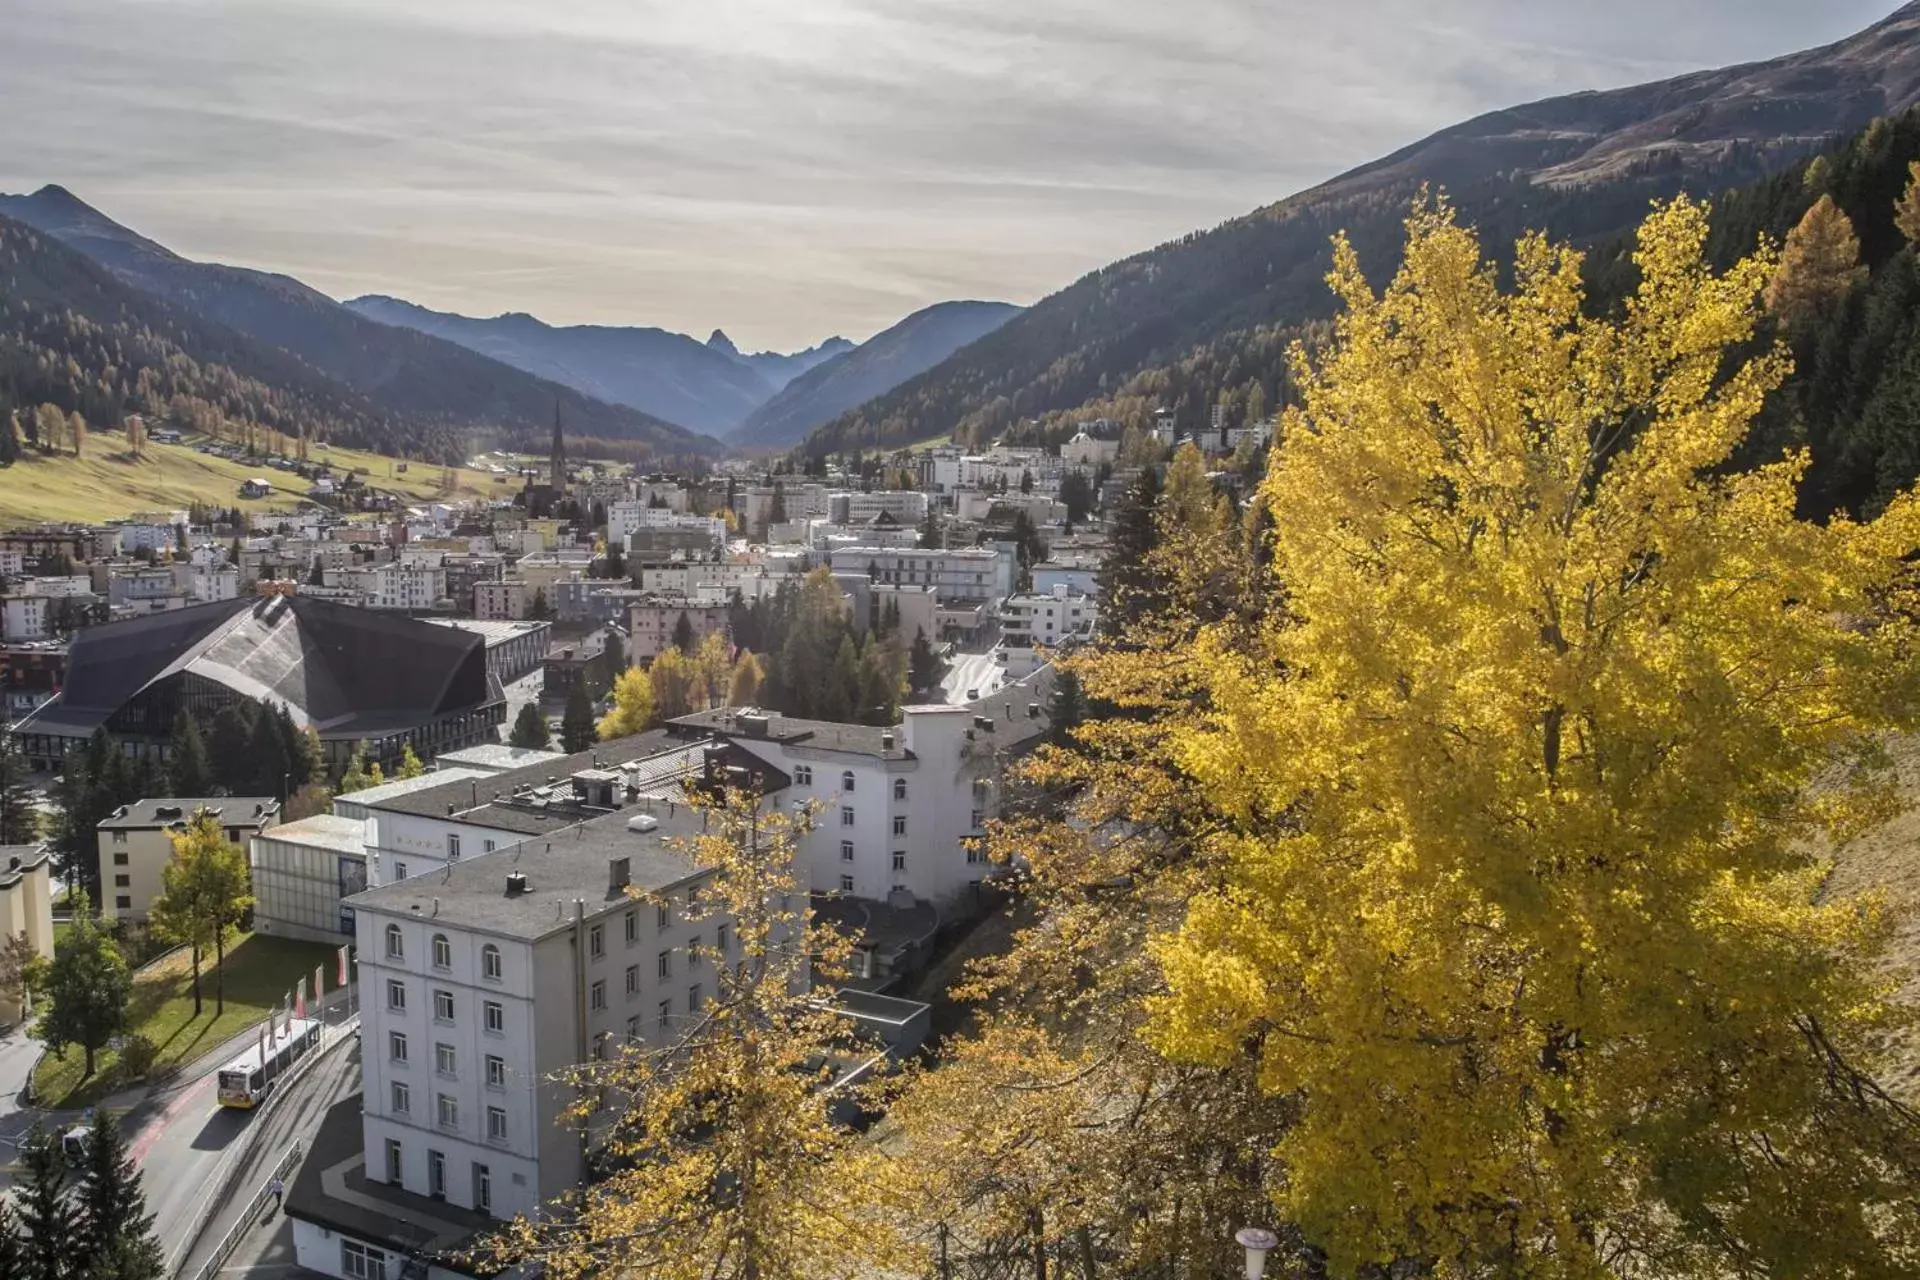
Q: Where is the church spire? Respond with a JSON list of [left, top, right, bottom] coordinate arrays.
[[550, 399, 566, 491]]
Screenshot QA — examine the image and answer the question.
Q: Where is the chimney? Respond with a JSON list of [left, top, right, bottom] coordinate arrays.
[[609, 856, 631, 891], [506, 871, 529, 896], [881, 730, 895, 751]]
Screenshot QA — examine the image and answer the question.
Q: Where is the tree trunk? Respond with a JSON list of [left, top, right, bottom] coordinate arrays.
[[1077, 1226, 1097, 1279], [1032, 1210, 1047, 1280], [84, 1040, 95, 1077], [215, 928, 226, 1016], [190, 943, 202, 1017]]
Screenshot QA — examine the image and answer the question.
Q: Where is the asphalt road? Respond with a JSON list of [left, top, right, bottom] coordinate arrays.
[[173, 1029, 362, 1280]]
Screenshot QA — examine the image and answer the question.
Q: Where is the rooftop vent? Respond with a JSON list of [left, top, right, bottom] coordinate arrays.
[[739, 712, 771, 738], [880, 730, 895, 751], [1028, 702, 1041, 718], [627, 814, 659, 834], [447, 802, 457, 816], [608, 856, 631, 891], [973, 716, 996, 733], [505, 871, 530, 896], [153, 805, 181, 820]]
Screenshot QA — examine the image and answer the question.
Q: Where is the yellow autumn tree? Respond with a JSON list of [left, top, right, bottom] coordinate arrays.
[[1897, 158, 1920, 246], [597, 665, 656, 739], [1143, 197, 1920, 1276], [477, 784, 880, 1279], [727, 650, 765, 707], [1765, 193, 1866, 328]]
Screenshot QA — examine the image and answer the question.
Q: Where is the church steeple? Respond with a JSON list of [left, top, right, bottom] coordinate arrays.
[[550, 399, 566, 491]]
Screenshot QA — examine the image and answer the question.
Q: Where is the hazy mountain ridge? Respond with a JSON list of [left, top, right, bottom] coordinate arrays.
[[0, 186, 714, 458], [803, 1, 1920, 456], [730, 301, 1022, 449]]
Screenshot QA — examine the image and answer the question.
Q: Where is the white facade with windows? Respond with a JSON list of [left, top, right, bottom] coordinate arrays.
[[999, 587, 1098, 649], [826, 547, 1014, 603], [349, 810, 730, 1222]]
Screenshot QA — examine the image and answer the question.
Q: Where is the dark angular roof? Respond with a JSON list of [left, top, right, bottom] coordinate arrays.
[[18, 595, 496, 740]]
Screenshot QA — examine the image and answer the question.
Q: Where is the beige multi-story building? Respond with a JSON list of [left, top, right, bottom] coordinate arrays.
[[97, 797, 282, 922], [627, 598, 730, 663], [0, 843, 54, 1025]]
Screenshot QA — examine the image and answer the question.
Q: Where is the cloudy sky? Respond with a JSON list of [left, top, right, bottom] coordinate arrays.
[[0, 0, 1902, 350]]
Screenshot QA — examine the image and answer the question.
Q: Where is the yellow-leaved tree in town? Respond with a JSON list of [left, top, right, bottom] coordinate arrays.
[[1148, 197, 1920, 1275]]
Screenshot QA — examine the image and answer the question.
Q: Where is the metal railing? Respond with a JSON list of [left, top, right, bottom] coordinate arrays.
[[181, 1139, 303, 1280]]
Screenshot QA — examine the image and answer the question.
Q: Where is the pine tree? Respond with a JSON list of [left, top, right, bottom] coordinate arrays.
[[246, 706, 291, 799], [1046, 666, 1084, 744], [509, 703, 551, 750], [1895, 158, 1920, 246], [907, 628, 946, 694], [560, 681, 597, 753], [0, 735, 39, 845], [603, 628, 626, 677], [207, 701, 259, 793], [16, 1125, 75, 1280], [671, 611, 696, 655], [337, 741, 373, 794], [165, 711, 211, 797], [75, 1110, 162, 1280], [0, 1192, 23, 1279], [1098, 465, 1162, 638]]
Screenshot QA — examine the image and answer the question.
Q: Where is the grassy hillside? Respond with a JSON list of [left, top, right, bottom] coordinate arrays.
[[0, 435, 500, 526]]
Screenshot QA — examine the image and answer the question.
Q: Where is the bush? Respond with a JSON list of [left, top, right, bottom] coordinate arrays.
[[119, 1033, 158, 1080]]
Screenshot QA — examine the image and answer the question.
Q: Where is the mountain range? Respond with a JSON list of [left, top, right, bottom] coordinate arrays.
[[801, 0, 1920, 456]]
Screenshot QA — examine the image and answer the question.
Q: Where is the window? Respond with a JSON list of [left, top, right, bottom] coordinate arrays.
[[437, 1095, 458, 1131], [112, 852, 128, 866], [394, 861, 407, 880], [391, 1081, 410, 1114], [893, 778, 907, 801], [474, 1162, 492, 1212], [970, 809, 983, 830], [625, 910, 637, 944], [967, 844, 986, 865], [839, 874, 854, 893], [432, 989, 456, 1022], [112, 830, 127, 845], [486, 1107, 507, 1144], [429, 1147, 447, 1193], [626, 1015, 640, 1041], [486, 1054, 505, 1089], [588, 923, 604, 958], [385, 923, 404, 960], [590, 980, 606, 1011], [482, 944, 502, 981], [892, 850, 906, 872], [483, 839, 496, 853], [383, 1139, 403, 1183], [116, 896, 131, 910], [841, 770, 856, 792], [431, 934, 451, 970], [793, 764, 812, 786], [625, 964, 638, 995], [386, 980, 406, 1012], [716, 922, 730, 954], [436, 1043, 457, 1077], [657, 998, 672, 1031], [841, 807, 855, 827], [447, 834, 461, 859], [657, 950, 671, 980], [688, 983, 702, 1013], [389, 1031, 409, 1064], [840, 840, 854, 862], [656, 901, 670, 929], [892, 814, 907, 837], [484, 1000, 504, 1034], [113, 874, 130, 888], [344, 1239, 388, 1280]]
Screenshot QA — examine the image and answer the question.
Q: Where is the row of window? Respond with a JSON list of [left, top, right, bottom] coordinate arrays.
[[380, 1141, 492, 1213], [387, 1026, 509, 1081], [386, 925, 506, 980], [385, 982, 507, 1032], [390, 1078, 510, 1140], [788, 767, 914, 800]]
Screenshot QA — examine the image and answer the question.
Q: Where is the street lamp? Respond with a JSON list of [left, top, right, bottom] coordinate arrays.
[[1236, 1227, 1279, 1280]]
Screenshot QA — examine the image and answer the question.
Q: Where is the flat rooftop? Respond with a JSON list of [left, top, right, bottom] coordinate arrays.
[[336, 768, 490, 810], [434, 744, 568, 774], [668, 708, 902, 759], [345, 805, 711, 941], [98, 797, 279, 831], [254, 813, 365, 856]]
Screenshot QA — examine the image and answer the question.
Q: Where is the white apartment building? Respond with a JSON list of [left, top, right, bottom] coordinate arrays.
[[607, 504, 725, 555], [827, 546, 1014, 603], [835, 490, 930, 525], [1061, 429, 1121, 469], [672, 691, 1051, 907], [636, 560, 769, 600], [1000, 586, 1099, 649], [3, 595, 51, 641], [342, 563, 448, 612], [343, 806, 725, 1224], [190, 563, 240, 603]]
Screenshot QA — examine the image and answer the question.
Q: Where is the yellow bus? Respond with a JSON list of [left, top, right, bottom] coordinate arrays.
[[217, 1018, 322, 1108]]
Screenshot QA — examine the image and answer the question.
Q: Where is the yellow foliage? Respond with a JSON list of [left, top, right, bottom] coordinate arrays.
[[1143, 197, 1920, 1275], [597, 666, 656, 739]]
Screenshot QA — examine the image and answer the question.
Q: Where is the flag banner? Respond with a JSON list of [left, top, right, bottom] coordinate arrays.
[[258, 1023, 266, 1061], [296, 975, 308, 1021], [337, 945, 350, 987], [315, 963, 325, 1003]]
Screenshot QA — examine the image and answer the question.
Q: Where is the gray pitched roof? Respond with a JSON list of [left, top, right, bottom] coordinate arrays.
[[97, 797, 279, 831]]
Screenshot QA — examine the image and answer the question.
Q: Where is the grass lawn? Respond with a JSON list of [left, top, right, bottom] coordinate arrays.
[[32, 931, 339, 1109], [0, 432, 501, 526]]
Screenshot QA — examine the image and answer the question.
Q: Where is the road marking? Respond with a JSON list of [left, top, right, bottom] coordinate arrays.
[[130, 1069, 214, 1166]]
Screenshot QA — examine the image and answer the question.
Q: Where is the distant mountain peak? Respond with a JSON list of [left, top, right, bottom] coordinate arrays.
[[707, 329, 741, 358]]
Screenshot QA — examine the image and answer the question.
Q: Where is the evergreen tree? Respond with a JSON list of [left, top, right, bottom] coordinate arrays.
[[1047, 666, 1084, 744], [16, 1125, 74, 1280], [0, 1192, 23, 1279], [207, 701, 259, 793], [603, 628, 626, 677], [75, 1110, 163, 1280], [0, 735, 39, 845], [33, 893, 129, 1078], [337, 741, 374, 794], [604, 541, 625, 582], [671, 611, 696, 655], [1098, 465, 1163, 639], [165, 711, 211, 796], [916, 504, 943, 549], [509, 703, 551, 750], [528, 587, 553, 621], [276, 704, 318, 788], [560, 682, 597, 753], [245, 705, 292, 799], [394, 743, 425, 780], [907, 628, 947, 694]]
